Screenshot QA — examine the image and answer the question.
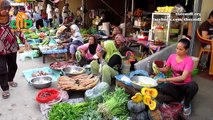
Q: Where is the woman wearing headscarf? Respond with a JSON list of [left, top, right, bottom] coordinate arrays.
[[108, 26, 121, 39], [114, 34, 129, 56], [76, 35, 102, 66], [0, 0, 29, 99], [90, 40, 122, 85], [115, 34, 137, 71], [69, 24, 83, 62]]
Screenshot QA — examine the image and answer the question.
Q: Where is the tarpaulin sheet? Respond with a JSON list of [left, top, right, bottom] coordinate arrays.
[[22, 67, 61, 83]]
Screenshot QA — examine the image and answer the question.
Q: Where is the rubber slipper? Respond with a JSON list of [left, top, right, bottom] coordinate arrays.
[[183, 104, 191, 116], [8, 82, 18, 87], [2, 91, 10, 99]]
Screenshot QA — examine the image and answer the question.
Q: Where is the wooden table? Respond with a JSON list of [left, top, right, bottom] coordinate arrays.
[[137, 40, 166, 54], [126, 37, 166, 54]]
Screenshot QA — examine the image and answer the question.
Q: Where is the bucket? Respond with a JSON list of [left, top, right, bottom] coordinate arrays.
[[121, 62, 131, 74], [191, 56, 199, 70], [102, 22, 110, 36]]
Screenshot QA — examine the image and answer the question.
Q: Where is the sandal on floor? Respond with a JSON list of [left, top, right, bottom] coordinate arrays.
[[2, 91, 10, 99], [183, 104, 191, 116], [8, 81, 18, 87]]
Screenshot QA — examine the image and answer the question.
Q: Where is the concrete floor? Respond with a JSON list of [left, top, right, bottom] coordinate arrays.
[[0, 55, 213, 120]]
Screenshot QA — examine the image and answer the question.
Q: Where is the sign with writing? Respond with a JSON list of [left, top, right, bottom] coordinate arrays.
[[10, 12, 33, 30]]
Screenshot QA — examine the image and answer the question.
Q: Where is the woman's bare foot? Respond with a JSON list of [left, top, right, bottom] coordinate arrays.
[[8, 81, 18, 87]]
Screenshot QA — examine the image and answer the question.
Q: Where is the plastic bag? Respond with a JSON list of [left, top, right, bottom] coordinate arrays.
[[59, 90, 69, 101], [159, 102, 183, 120], [85, 82, 109, 100], [36, 88, 59, 103]]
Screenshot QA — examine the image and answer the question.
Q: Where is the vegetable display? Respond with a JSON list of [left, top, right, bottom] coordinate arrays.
[[49, 99, 101, 120], [131, 92, 143, 103], [141, 88, 158, 98], [141, 88, 158, 111], [127, 100, 146, 113], [130, 87, 159, 111], [97, 87, 129, 120], [48, 87, 130, 119], [49, 100, 96, 120]]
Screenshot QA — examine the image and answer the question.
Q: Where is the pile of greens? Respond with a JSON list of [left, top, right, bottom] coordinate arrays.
[[48, 87, 130, 120], [80, 26, 98, 35], [97, 87, 130, 120], [80, 28, 89, 35], [88, 26, 98, 34], [49, 100, 99, 120]]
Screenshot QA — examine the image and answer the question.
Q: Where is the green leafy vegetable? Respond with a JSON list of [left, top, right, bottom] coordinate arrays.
[[97, 87, 130, 120], [49, 99, 101, 120]]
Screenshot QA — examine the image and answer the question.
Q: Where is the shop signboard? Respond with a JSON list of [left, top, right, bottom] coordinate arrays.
[[10, 12, 33, 31]]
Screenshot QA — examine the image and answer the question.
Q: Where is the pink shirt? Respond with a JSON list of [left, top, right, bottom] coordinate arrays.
[[77, 43, 101, 60], [166, 54, 194, 85]]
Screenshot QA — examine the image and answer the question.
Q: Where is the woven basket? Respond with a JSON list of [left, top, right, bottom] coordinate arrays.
[[58, 75, 99, 91]]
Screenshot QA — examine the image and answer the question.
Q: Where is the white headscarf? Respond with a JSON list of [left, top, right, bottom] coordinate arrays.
[[70, 24, 80, 32], [70, 24, 83, 43]]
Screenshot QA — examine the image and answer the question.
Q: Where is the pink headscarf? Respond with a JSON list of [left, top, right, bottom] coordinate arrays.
[[115, 34, 125, 42]]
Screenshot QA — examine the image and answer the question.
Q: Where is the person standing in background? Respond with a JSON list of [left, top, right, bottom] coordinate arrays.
[[62, 3, 70, 23], [35, 3, 41, 14], [75, 9, 82, 26], [46, 4, 53, 27], [200, 10, 213, 39], [41, 9, 48, 27], [33, 11, 44, 29], [54, 5, 60, 24], [0, 0, 29, 99]]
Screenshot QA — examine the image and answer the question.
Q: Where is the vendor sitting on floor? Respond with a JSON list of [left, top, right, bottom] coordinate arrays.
[[56, 25, 67, 38], [90, 40, 122, 85], [108, 26, 122, 39], [114, 34, 137, 71], [69, 24, 84, 62], [156, 38, 199, 117], [76, 35, 102, 66], [114, 34, 129, 56], [56, 25, 71, 49]]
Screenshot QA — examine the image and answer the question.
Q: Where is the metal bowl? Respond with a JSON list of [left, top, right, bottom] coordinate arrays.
[[131, 76, 158, 90], [30, 76, 52, 89], [61, 66, 85, 76]]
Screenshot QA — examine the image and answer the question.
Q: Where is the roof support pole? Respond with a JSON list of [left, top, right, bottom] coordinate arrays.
[[189, 0, 202, 55]]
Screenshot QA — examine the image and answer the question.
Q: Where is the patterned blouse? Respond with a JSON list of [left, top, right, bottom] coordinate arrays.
[[0, 24, 25, 55]]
